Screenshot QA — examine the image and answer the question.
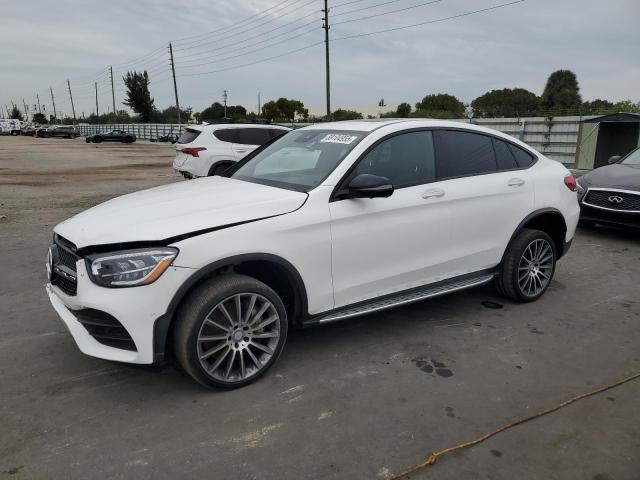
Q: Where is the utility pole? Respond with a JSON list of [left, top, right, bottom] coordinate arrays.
[[168, 42, 181, 126], [322, 0, 331, 120], [258, 92, 261, 117], [22, 99, 29, 121], [36, 94, 42, 114], [110, 66, 116, 122], [67, 79, 76, 124], [95, 82, 99, 117], [223, 90, 228, 118], [50, 87, 57, 123]]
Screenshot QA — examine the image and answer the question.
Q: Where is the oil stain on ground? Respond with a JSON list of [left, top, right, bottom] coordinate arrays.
[[412, 356, 454, 378]]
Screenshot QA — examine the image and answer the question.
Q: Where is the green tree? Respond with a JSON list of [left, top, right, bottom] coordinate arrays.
[[415, 93, 465, 118], [611, 99, 640, 113], [10, 105, 23, 121], [156, 106, 193, 123], [123, 71, 156, 121], [262, 98, 308, 121], [471, 88, 541, 118], [332, 109, 363, 121], [397, 102, 412, 117], [541, 70, 582, 113], [199, 102, 247, 122], [32, 112, 47, 124], [582, 99, 613, 114]]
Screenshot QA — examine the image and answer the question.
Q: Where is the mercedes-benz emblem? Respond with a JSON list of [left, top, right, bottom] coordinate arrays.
[[608, 195, 624, 204]]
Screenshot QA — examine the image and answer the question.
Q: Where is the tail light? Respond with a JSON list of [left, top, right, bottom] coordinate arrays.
[[564, 174, 577, 192], [180, 147, 207, 157]]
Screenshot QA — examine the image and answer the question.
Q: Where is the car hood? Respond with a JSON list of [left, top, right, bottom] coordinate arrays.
[[55, 177, 307, 249], [581, 163, 640, 191]]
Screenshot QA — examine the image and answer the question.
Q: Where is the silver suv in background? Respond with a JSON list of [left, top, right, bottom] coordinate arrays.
[[173, 124, 290, 178]]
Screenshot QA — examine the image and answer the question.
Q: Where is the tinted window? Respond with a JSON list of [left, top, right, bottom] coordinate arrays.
[[434, 130, 496, 178], [269, 128, 288, 139], [508, 143, 535, 168], [237, 128, 273, 146], [493, 138, 518, 170], [213, 128, 238, 143], [177, 129, 201, 144], [353, 131, 435, 188]]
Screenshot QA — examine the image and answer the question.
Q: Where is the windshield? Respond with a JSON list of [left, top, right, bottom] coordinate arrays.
[[231, 130, 366, 191], [621, 148, 640, 166]]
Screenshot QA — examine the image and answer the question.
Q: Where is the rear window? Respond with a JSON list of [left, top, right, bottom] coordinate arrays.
[[177, 129, 201, 144], [434, 130, 496, 179], [493, 138, 519, 170]]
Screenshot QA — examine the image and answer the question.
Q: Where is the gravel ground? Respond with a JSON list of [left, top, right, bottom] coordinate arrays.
[[1, 136, 639, 480]]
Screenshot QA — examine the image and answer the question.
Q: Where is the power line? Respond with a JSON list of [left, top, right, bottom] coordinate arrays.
[[333, 0, 444, 25], [175, 13, 320, 63], [176, 28, 318, 69], [172, 0, 311, 47], [333, 0, 525, 40], [332, 0, 410, 18], [177, 41, 324, 78], [173, 0, 319, 51]]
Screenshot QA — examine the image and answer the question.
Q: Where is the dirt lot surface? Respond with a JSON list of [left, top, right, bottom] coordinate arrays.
[[1, 136, 639, 479]]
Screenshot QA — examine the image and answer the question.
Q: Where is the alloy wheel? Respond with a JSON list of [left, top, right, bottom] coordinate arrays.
[[517, 238, 554, 297], [196, 293, 281, 383]]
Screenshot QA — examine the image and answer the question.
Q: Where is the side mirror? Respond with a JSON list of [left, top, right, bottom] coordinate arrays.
[[608, 155, 621, 164], [347, 174, 394, 199]]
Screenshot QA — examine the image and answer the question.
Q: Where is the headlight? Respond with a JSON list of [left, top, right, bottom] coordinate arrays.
[[86, 247, 178, 288]]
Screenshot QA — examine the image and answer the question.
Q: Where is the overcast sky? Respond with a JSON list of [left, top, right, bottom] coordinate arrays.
[[2, 0, 639, 117]]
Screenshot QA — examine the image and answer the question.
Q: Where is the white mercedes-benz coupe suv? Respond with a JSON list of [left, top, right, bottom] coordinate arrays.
[[46, 119, 580, 388]]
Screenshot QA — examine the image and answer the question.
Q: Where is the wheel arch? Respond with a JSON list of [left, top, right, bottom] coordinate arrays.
[[153, 253, 308, 363], [207, 160, 236, 176], [503, 208, 568, 263]]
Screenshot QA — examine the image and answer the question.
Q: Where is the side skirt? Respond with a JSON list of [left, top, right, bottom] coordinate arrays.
[[303, 270, 496, 327]]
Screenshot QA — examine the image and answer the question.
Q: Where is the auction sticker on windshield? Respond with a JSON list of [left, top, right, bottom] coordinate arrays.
[[320, 134, 358, 144]]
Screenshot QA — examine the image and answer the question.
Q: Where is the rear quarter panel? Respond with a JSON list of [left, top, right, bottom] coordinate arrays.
[[532, 156, 580, 242]]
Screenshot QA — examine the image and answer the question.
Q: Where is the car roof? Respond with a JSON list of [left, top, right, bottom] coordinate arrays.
[[190, 123, 291, 132]]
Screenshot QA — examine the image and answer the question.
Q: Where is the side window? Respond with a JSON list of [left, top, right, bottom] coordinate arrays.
[[508, 143, 535, 168], [434, 130, 496, 179], [237, 128, 273, 145], [493, 138, 518, 170], [353, 131, 435, 188], [213, 129, 238, 143], [269, 128, 288, 139]]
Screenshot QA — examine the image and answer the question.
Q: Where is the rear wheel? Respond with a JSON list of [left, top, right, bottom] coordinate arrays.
[[496, 228, 556, 302], [174, 274, 288, 389]]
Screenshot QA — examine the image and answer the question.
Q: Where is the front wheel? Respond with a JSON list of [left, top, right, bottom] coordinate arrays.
[[93, 136, 102, 143], [495, 228, 556, 302], [174, 274, 288, 389]]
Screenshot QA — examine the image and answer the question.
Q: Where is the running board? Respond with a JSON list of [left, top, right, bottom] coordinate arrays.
[[311, 273, 495, 325]]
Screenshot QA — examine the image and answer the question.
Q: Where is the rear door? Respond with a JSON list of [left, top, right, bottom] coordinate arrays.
[[432, 129, 535, 273], [233, 128, 274, 158]]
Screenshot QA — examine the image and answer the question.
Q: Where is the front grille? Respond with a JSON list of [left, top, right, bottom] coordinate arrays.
[[51, 235, 80, 296], [72, 308, 137, 351], [583, 189, 640, 212]]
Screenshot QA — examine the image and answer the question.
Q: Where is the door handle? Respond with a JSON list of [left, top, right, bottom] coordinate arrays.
[[508, 178, 525, 187], [422, 188, 445, 199]]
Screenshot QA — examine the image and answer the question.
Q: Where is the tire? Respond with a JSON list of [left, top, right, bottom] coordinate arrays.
[[174, 274, 288, 389], [85, 137, 91, 143], [495, 228, 556, 303], [208, 162, 234, 176], [93, 136, 102, 143]]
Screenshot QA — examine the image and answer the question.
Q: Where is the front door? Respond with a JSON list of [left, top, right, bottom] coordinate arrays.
[[329, 130, 453, 308]]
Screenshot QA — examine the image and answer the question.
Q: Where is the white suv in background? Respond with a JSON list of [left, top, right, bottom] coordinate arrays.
[[173, 123, 290, 178], [47, 119, 579, 389]]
